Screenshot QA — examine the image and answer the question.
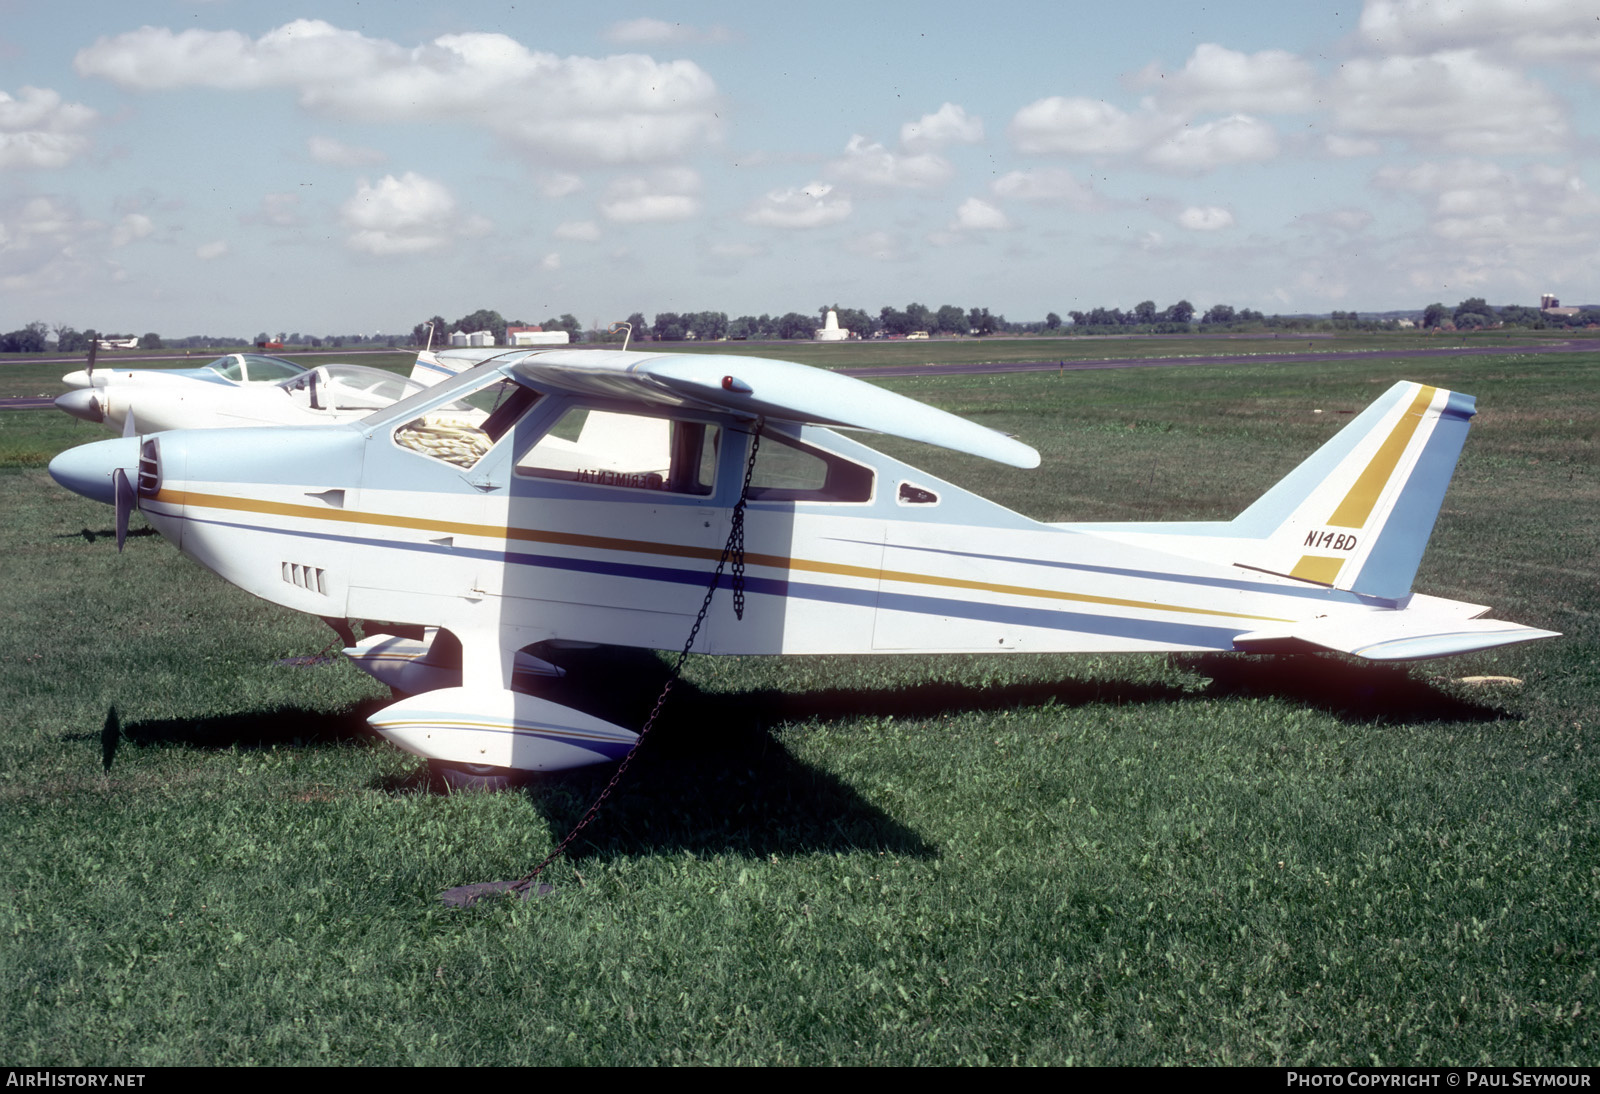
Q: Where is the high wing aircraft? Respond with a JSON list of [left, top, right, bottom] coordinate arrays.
[[55, 351, 473, 436], [48, 348, 1558, 783]]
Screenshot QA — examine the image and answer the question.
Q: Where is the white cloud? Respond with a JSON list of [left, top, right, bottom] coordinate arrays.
[[1359, 0, 1600, 67], [1134, 43, 1317, 115], [991, 168, 1097, 209], [900, 103, 983, 152], [307, 135, 384, 166], [196, 240, 229, 260], [1331, 50, 1567, 154], [76, 21, 721, 165], [0, 195, 109, 293], [554, 219, 600, 241], [110, 213, 153, 247], [540, 252, 560, 270], [1375, 158, 1600, 247], [340, 172, 478, 255], [1008, 97, 1150, 156], [599, 170, 701, 223], [602, 18, 734, 46], [844, 229, 910, 262], [1178, 206, 1235, 230], [1324, 134, 1383, 158], [949, 197, 1010, 232], [540, 173, 583, 199], [708, 240, 766, 260], [251, 192, 304, 228], [829, 135, 952, 188], [1144, 114, 1279, 172], [741, 181, 852, 229], [0, 86, 96, 170]]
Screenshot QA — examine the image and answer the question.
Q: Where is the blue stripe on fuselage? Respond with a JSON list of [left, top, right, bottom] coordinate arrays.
[[179, 513, 1241, 647]]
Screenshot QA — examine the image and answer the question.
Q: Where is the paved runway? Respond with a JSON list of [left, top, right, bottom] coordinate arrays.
[[835, 339, 1596, 379]]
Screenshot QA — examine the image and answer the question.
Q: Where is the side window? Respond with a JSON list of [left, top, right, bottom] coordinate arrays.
[[392, 378, 539, 469], [748, 434, 873, 503], [516, 408, 718, 495]]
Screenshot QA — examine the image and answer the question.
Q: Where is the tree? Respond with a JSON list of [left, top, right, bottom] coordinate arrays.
[[0, 322, 48, 353], [1044, 311, 1062, 330], [540, 313, 583, 341], [1202, 304, 1236, 325], [687, 310, 728, 341], [1164, 300, 1195, 324], [1453, 297, 1494, 328], [1134, 300, 1158, 324], [776, 312, 815, 340], [879, 306, 912, 336], [412, 316, 447, 347], [452, 308, 507, 343], [54, 326, 89, 353], [835, 307, 874, 339], [138, 332, 163, 350], [905, 302, 933, 334], [652, 312, 687, 341], [1421, 302, 1449, 328], [968, 307, 998, 336], [935, 304, 967, 334]]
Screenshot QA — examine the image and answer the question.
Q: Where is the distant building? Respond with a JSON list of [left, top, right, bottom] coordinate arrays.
[[1542, 293, 1560, 310], [507, 326, 570, 346], [814, 309, 851, 341], [448, 330, 496, 347]]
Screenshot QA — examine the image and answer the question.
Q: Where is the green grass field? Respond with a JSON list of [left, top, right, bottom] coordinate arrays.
[[0, 346, 1594, 1065]]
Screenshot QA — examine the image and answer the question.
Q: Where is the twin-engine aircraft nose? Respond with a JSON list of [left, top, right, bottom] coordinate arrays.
[[48, 436, 142, 506], [54, 389, 104, 423]]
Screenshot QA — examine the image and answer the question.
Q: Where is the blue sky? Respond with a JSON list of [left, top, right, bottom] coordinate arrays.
[[3, 0, 1598, 336]]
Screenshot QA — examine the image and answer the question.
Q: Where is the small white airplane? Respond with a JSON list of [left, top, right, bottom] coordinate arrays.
[[48, 347, 1558, 785], [56, 351, 468, 436]]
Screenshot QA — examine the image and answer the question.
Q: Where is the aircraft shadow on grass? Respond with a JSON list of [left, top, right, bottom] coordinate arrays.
[[58, 526, 160, 545], [1177, 652, 1516, 725], [81, 645, 1512, 860]]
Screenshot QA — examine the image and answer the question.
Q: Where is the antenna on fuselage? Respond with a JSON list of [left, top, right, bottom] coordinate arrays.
[[609, 320, 632, 353], [424, 322, 435, 352]]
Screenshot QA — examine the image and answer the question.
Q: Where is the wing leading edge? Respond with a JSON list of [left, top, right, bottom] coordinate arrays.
[[468, 348, 1041, 469]]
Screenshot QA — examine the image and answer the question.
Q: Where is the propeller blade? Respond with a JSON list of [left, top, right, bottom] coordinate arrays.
[[113, 466, 135, 552]]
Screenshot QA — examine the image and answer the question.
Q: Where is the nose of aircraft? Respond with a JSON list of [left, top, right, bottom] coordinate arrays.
[[62, 369, 94, 389], [49, 436, 142, 506], [54, 389, 104, 423]]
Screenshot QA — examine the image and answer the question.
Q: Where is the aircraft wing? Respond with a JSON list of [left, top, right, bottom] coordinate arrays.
[[505, 349, 1041, 468]]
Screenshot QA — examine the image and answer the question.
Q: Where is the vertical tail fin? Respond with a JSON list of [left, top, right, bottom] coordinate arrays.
[[1232, 381, 1476, 600]]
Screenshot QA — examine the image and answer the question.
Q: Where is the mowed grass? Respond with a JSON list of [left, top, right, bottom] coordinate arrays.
[[0, 353, 1595, 1065]]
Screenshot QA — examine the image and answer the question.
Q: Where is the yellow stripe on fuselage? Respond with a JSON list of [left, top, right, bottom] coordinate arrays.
[[155, 487, 1291, 624], [1327, 385, 1436, 529]]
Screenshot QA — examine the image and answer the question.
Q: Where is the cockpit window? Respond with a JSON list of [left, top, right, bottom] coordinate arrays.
[[516, 407, 718, 495], [391, 372, 540, 469]]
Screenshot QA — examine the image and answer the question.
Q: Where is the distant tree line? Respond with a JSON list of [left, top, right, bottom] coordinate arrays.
[[1420, 297, 1600, 331], [12, 295, 1600, 356]]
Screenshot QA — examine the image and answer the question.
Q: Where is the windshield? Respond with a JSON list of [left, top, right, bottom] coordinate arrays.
[[280, 364, 423, 411], [206, 354, 308, 382]]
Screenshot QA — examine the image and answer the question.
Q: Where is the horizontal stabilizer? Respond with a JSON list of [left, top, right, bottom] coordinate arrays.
[[1234, 615, 1559, 662]]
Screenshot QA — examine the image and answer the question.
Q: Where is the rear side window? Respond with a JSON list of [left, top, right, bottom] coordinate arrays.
[[748, 434, 873, 503]]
